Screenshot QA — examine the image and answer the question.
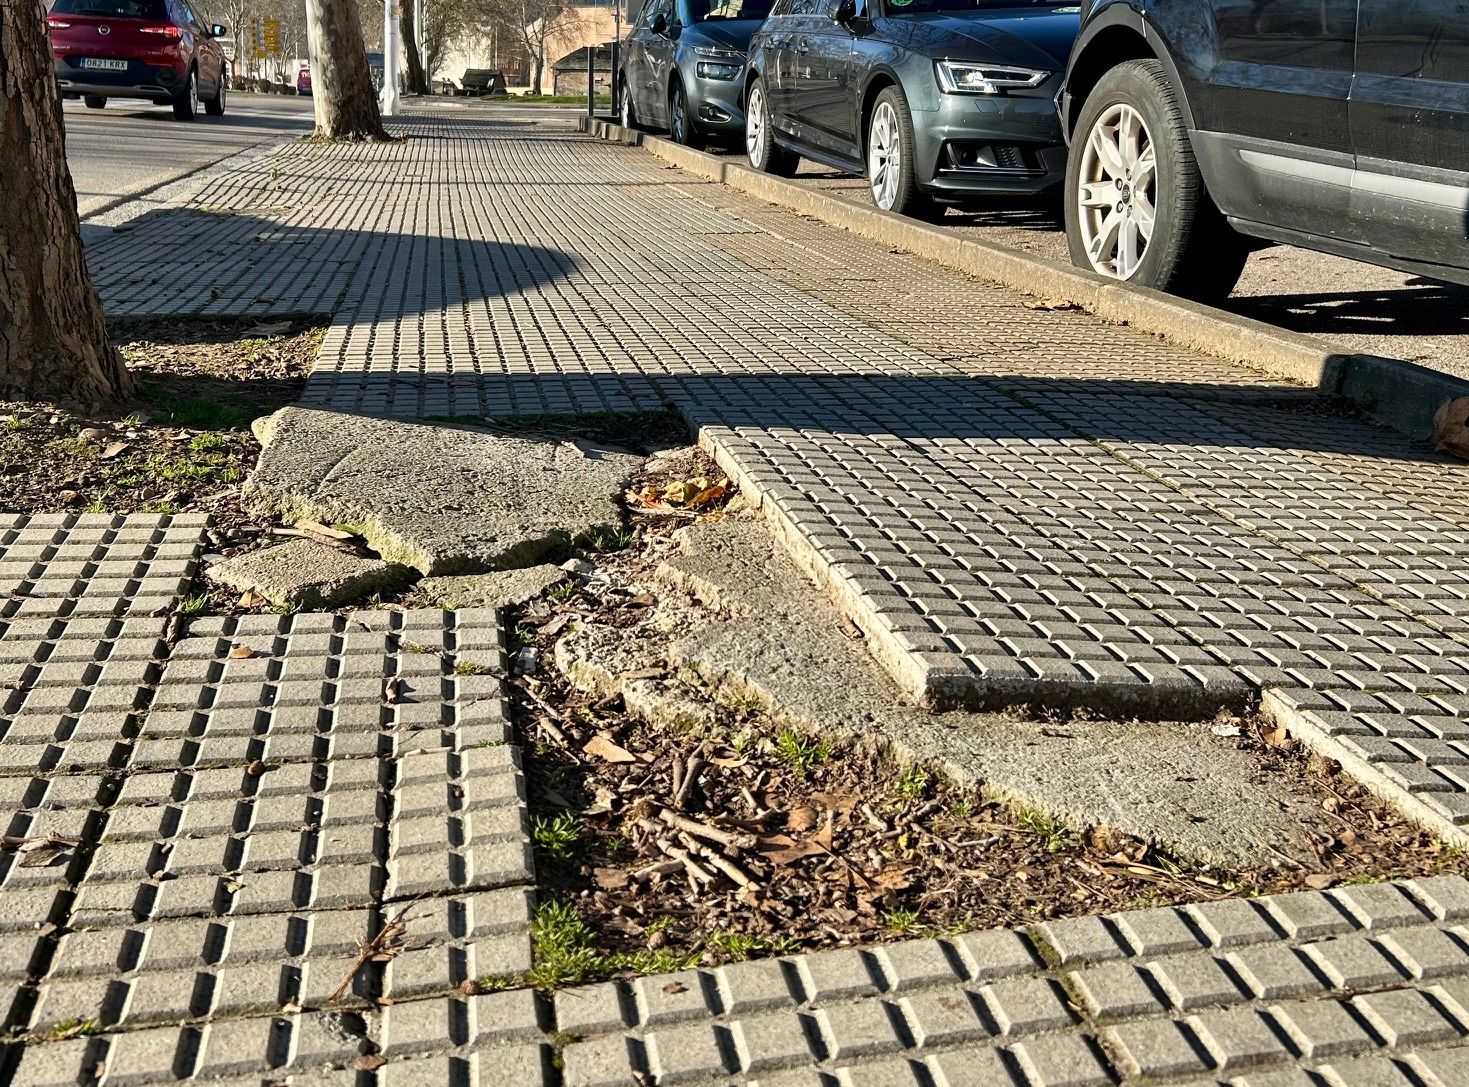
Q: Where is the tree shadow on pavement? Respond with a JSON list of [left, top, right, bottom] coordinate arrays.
[[81, 207, 580, 322]]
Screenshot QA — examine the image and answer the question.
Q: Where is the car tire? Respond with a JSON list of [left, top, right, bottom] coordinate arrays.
[[83, 95, 107, 109], [866, 85, 937, 219], [1064, 59, 1248, 301], [205, 69, 226, 116], [618, 72, 638, 131], [668, 79, 703, 150], [172, 68, 199, 121], [745, 77, 799, 177]]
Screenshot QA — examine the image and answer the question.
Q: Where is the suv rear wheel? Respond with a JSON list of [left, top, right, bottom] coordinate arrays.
[[618, 73, 637, 130], [745, 78, 799, 176], [83, 95, 107, 109], [1065, 59, 1248, 301]]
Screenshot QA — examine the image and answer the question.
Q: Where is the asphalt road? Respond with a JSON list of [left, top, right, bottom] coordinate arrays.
[[63, 92, 313, 218], [688, 140, 1469, 382]]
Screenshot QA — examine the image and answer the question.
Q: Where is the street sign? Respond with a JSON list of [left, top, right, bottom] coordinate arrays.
[[262, 17, 281, 52]]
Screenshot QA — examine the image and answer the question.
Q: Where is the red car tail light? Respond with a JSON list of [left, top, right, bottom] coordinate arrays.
[[138, 24, 181, 37], [46, 17, 71, 28]]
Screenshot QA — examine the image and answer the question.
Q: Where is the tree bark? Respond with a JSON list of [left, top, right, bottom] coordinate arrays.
[[0, 0, 129, 407], [306, 0, 388, 139], [401, 0, 427, 95]]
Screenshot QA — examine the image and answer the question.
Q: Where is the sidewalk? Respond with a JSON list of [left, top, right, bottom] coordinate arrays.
[[3, 109, 1465, 1083]]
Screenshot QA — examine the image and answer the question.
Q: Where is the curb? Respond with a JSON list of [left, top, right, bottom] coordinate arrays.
[[581, 117, 1469, 445]]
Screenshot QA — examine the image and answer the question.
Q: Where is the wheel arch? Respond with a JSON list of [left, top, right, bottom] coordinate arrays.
[[1063, 6, 1195, 138], [857, 68, 901, 160]]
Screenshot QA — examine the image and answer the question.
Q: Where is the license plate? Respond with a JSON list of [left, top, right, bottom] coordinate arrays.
[[80, 58, 127, 71]]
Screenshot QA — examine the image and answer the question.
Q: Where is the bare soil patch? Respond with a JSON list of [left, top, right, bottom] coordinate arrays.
[[0, 317, 318, 550], [502, 457, 1467, 987]]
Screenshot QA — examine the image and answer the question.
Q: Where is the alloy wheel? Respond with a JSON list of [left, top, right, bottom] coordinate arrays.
[[620, 80, 632, 128], [746, 85, 766, 165], [1075, 102, 1156, 280], [190, 72, 199, 116], [868, 101, 899, 211], [671, 85, 687, 144]]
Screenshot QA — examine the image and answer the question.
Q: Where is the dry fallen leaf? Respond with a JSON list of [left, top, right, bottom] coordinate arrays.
[[786, 806, 818, 832], [239, 590, 266, 608], [1022, 297, 1081, 312], [229, 644, 256, 659], [1304, 872, 1336, 890], [594, 867, 630, 890], [296, 520, 354, 540], [100, 441, 130, 460], [352, 1055, 387, 1072], [583, 732, 638, 764], [757, 833, 826, 865]]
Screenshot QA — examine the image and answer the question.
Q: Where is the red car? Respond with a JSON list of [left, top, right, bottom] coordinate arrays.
[[46, 0, 228, 121], [297, 65, 312, 96]]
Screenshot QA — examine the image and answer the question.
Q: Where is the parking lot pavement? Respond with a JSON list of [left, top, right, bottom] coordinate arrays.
[[685, 147, 1469, 381], [63, 93, 313, 218], [26, 110, 1469, 1080]]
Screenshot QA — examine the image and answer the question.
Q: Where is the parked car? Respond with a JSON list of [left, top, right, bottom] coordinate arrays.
[[744, 0, 1077, 216], [1061, 0, 1469, 299], [46, 0, 228, 120], [618, 0, 776, 148], [296, 64, 311, 96]]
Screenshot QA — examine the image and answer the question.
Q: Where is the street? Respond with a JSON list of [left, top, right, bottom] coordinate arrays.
[[62, 92, 312, 217]]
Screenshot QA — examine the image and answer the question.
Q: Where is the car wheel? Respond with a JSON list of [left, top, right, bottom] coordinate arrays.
[[745, 78, 799, 177], [618, 73, 638, 130], [173, 68, 199, 121], [669, 80, 703, 150], [83, 95, 107, 109], [867, 86, 937, 219], [205, 69, 226, 116], [1065, 59, 1248, 301]]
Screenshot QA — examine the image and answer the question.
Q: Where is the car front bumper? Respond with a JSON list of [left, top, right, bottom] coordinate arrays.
[[684, 64, 747, 133], [912, 83, 1065, 198], [54, 58, 185, 100]]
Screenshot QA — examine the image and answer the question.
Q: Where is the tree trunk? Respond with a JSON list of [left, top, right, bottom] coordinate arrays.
[[0, 0, 129, 407], [400, 0, 427, 95], [306, 0, 387, 139]]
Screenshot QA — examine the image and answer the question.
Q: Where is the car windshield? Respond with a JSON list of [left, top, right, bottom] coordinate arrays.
[[882, 0, 1067, 12], [682, 0, 775, 22], [49, 0, 167, 15]]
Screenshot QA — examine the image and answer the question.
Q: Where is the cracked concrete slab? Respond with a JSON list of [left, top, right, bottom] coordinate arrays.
[[415, 565, 568, 610], [205, 538, 405, 609], [245, 408, 642, 576], [555, 512, 1336, 868]]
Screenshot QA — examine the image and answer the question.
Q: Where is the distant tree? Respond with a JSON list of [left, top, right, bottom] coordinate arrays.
[[0, 0, 130, 405], [401, 0, 428, 93]]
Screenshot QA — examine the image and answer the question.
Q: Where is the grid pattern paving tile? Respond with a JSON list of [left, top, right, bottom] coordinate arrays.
[[0, 603, 538, 1078], [552, 877, 1469, 1087]]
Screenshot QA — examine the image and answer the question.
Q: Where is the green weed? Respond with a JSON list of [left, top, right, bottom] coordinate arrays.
[[894, 768, 930, 801], [531, 812, 582, 862], [1015, 808, 1078, 854], [883, 909, 922, 935], [45, 1018, 101, 1042], [521, 900, 698, 989], [775, 727, 831, 777]]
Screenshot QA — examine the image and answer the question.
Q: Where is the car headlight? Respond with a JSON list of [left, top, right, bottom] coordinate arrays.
[[694, 45, 744, 81], [935, 61, 1049, 95]]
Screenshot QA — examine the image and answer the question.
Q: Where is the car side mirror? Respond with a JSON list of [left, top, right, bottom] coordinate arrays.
[[210, 23, 227, 37], [651, 12, 668, 33], [836, 0, 868, 30]]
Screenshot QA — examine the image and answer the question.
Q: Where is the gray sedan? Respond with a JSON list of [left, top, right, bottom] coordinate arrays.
[[744, 0, 1076, 216], [619, 0, 774, 148]]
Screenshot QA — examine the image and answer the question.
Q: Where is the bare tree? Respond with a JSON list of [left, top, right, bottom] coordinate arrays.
[[0, 0, 130, 406], [305, 0, 388, 137], [401, 0, 428, 93]]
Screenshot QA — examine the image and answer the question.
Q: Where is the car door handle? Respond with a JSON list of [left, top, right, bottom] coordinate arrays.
[[795, 36, 810, 54]]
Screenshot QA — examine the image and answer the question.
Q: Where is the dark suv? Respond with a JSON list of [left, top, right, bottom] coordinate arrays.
[[1061, 0, 1469, 299]]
